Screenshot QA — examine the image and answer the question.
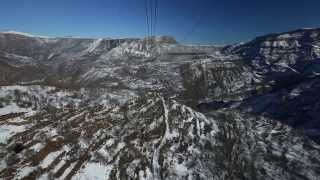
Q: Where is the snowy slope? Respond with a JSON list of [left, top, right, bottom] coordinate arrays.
[[0, 94, 319, 179]]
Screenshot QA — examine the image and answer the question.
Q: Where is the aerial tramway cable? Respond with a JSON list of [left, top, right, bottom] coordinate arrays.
[[145, 0, 158, 38], [145, 0, 159, 51], [143, 0, 161, 63], [145, 0, 150, 38], [149, 0, 153, 39], [153, 0, 158, 38]]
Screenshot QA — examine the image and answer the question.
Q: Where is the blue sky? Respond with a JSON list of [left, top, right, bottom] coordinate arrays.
[[1, 0, 320, 44]]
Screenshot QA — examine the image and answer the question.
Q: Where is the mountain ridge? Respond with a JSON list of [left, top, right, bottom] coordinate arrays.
[[1, 27, 320, 179]]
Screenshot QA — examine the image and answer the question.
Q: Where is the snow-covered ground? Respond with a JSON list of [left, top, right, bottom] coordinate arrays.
[[0, 94, 318, 179], [72, 163, 113, 180], [0, 124, 26, 144], [1, 28, 320, 179]]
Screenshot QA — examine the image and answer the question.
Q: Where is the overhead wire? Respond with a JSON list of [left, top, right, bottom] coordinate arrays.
[[153, 0, 158, 38], [149, 0, 153, 38], [144, 0, 159, 55], [145, 0, 158, 38], [145, 0, 150, 38]]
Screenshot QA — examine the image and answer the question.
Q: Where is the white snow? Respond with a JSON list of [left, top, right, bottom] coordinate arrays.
[[152, 97, 170, 180], [97, 147, 110, 159], [278, 34, 292, 39], [115, 142, 125, 153], [105, 139, 115, 147], [72, 162, 112, 180], [24, 110, 37, 117], [0, 159, 6, 172], [106, 40, 152, 58], [276, 62, 300, 74], [60, 162, 77, 179], [139, 167, 153, 180], [53, 162, 64, 173], [3, 31, 36, 37], [14, 166, 37, 180], [0, 124, 26, 143], [175, 163, 188, 177], [2, 31, 50, 38], [0, 85, 29, 92], [86, 38, 103, 53], [79, 139, 89, 149], [30, 143, 45, 152], [289, 88, 302, 98], [39, 150, 63, 168], [67, 112, 86, 122], [8, 117, 26, 123], [53, 157, 67, 174], [38, 173, 49, 180], [0, 103, 32, 116], [48, 53, 55, 59]]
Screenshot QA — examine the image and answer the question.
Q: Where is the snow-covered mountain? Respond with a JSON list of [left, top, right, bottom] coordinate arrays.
[[1, 28, 320, 179]]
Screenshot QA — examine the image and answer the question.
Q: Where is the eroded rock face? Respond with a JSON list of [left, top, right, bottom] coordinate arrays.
[[229, 28, 320, 73], [180, 59, 253, 105], [222, 29, 320, 142]]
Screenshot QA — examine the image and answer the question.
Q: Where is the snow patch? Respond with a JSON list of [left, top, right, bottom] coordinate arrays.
[[14, 166, 37, 180], [86, 38, 103, 53], [0, 103, 32, 116], [175, 163, 188, 177], [30, 143, 45, 152], [2, 31, 50, 38], [72, 162, 112, 180], [0, 124, 26, 143], [40, 150, 63, 168]]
